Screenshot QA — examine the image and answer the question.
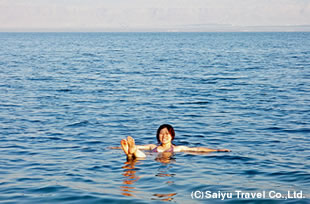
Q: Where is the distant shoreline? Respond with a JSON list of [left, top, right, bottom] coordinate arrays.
[[1, 25, 310, 33]]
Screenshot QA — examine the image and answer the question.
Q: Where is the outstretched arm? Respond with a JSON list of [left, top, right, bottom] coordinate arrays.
[[110, 144, 156, 150], [175, 146, 231, 153], [136, 144, 156, 151]]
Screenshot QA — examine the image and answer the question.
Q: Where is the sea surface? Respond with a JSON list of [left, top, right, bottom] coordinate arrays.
[[0, 32, 309, 203]]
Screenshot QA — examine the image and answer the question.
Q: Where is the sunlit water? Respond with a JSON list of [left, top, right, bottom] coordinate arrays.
[[0, 32, 309, 203]]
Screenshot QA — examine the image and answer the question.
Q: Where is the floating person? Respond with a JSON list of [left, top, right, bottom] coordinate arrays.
[[120, 124, 231, 159]]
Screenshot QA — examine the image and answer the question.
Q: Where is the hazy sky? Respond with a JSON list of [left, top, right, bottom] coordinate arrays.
[[1, 0, 310, 31]]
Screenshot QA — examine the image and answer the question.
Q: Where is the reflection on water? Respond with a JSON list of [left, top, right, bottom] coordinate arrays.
[[1, 32, 309, 203], [155, 152, 176, 179], [152, 193, 178, 202], [121, 153, 178, 201], [121, 160, 140, 197], [155, 152, 176, 164]]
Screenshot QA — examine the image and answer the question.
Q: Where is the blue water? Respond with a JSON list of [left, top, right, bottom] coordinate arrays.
[[0, 32, 309, 203]]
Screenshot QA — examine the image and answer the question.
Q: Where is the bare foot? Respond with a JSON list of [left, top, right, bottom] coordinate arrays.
[[127, 136, 137, 155], [121, 139, 129, 155]]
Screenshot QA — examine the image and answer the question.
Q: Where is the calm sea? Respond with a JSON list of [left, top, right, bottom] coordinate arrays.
[[0, 32, 309, 203]]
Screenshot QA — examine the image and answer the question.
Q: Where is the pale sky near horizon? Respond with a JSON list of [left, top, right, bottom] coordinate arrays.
[[1, 0, 310, 31]]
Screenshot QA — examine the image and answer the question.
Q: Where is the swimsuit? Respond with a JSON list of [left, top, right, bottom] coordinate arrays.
[[152, 145, 174, 153]]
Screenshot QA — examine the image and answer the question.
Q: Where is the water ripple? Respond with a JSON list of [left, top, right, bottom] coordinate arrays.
[[0, 32, 309, 203]]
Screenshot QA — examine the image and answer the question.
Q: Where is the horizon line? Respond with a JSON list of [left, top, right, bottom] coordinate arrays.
[[1, 24, 310, 33]]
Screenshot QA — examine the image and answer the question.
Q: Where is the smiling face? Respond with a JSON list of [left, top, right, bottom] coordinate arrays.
[[159, 128, 172, 145]]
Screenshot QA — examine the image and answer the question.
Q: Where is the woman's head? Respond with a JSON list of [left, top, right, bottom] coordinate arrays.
[[156, 124, 175, 144]]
